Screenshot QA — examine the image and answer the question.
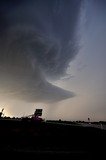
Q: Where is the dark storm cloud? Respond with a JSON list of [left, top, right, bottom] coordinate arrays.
[[0, 0, 81, 102]]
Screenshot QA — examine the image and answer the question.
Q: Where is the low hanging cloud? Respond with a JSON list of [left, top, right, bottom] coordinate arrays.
[[0, 0, 82, 103]]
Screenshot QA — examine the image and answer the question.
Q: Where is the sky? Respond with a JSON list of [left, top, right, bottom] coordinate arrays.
[[0, 0, 106, 121]]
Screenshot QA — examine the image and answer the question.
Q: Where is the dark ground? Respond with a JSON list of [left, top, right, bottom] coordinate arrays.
[[0, 119, 105, 159]]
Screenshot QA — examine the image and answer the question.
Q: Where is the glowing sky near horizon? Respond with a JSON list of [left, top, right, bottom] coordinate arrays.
[[0, 0, 106, 121]]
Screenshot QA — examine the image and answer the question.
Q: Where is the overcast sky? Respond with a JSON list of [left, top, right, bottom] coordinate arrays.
[[0, 0, 106, 121]]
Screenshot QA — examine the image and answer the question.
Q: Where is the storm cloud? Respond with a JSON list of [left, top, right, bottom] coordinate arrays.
[[0, 0, 82, 103]]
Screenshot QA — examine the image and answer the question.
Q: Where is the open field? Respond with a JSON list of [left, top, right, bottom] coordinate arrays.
[[0, 119, 105, 159]]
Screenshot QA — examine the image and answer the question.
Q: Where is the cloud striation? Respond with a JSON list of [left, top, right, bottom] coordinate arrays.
[[0, 0, 82, 103]]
